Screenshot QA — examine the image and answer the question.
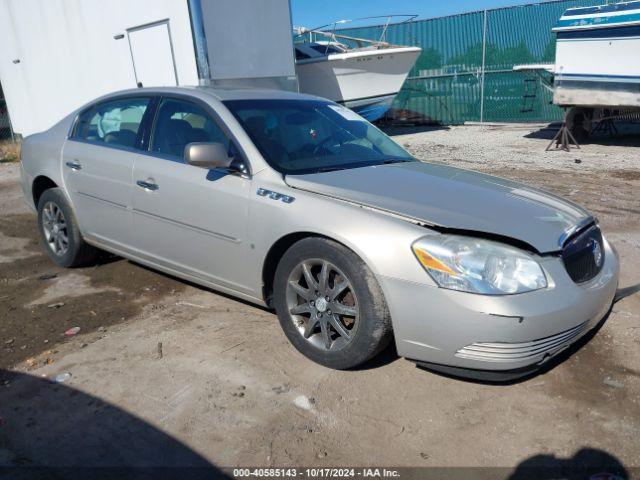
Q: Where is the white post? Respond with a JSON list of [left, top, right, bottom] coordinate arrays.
[[480, 9, 488, 124]]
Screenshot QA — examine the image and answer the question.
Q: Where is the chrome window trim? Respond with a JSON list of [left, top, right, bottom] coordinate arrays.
[[146, 93, 253, 177], [67, 94, 153, 145], [66, 137, 149, 157], [66, 92, 254, 178], [66, 137, 247, 175]]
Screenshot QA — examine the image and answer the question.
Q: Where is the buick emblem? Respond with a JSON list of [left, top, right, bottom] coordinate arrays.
[[591, 240, 603, 267]]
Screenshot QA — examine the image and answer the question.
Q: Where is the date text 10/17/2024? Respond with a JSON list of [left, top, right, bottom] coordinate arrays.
[[232, 468, 401, 478]]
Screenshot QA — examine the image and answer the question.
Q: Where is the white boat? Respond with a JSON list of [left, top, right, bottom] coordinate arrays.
[[552, 0, 640, 108], [294, 16, 421, 121]]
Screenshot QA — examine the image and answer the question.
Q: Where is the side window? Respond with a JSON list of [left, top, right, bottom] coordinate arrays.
[[74, 97, 150, 149], [150, 98, 232, 162]]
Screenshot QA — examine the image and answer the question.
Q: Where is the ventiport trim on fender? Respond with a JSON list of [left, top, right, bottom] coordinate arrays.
[[257, 188, 295, 204]]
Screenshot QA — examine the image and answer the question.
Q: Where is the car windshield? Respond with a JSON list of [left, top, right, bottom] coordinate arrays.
[[223, 99, 414, 175]]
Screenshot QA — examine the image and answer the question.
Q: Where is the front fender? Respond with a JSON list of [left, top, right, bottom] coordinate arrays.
[[248, 175, 437, 301]]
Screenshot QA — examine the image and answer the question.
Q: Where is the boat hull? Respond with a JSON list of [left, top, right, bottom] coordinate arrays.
[[342, 94, 396, 122], [553, 5, 640, 108], [555, 30, 640, 107], [296, 47, 420, 121]]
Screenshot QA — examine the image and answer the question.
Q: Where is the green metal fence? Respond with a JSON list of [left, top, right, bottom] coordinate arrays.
[[337, 0, 622, 124]]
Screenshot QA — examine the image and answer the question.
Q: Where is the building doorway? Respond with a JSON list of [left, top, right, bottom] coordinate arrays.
[[127, 20, 179, 88]]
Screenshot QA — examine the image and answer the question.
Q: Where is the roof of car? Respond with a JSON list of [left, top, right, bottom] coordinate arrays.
[[101, 85, 324, 102], [200, 86, 322, 102]]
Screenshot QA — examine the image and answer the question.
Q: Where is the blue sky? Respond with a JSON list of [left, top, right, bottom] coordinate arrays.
[[291, 0, 545, 27]]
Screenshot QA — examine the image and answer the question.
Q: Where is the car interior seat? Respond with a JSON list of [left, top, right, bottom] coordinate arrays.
[[103, 129, 137, 148], [244, 115, 288, 162]]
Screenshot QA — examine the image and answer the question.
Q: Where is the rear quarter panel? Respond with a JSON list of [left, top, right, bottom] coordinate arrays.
[[20, 113, 76, 210]]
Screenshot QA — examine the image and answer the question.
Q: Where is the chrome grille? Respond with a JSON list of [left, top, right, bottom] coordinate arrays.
[[562, 224, 604, 284], [455, 321, 588, 363]]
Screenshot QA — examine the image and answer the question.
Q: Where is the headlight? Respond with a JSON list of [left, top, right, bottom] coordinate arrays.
[[412, 236, 547, 295]]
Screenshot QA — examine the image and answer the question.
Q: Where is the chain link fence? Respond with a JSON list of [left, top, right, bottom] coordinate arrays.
[[0, 83, 14, 140], [337, 0, 625, 125]]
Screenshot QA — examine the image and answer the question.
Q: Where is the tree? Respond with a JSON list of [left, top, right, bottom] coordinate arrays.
[[488, 40, 536, 68], [542, 37, 557, 63], [414, 47, 443, 71]]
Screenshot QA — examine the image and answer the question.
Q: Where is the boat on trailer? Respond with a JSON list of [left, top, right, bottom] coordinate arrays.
[[294, 16, 422, 122], [552, 0, 640, 109]]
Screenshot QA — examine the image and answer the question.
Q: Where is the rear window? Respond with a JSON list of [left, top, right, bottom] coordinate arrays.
[[73, 97, 150, 149]]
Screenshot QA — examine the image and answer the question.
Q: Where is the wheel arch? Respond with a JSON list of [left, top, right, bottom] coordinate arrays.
[[32, 175, 58, 207], [262, 231, 370, 307]]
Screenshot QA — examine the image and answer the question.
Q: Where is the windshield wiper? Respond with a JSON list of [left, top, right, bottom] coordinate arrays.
[[380, 158, 413, 165], [315, 166, 352, 173], [314, 159, 411, 174]]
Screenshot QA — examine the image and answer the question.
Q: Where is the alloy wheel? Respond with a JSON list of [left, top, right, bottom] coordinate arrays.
[[286, 259, 359, 351], [42, 201, 69, 256]]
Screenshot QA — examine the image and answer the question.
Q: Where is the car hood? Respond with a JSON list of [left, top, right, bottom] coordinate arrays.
[[285, 162, 593, 253]]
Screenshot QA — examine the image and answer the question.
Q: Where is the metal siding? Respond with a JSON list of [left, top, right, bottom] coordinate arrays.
[[0, 0, 201, 137], [337, 0, 625, 124]]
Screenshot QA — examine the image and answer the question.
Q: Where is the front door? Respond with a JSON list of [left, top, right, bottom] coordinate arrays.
[[63, 96, 152, 249], [127, 21, 178, 88], [131, 97, 253, 293]]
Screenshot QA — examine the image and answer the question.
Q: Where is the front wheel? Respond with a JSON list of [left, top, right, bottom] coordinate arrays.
[[273, 238, 392, 369]]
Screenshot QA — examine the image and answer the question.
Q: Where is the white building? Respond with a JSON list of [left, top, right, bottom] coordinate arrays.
[[0, 0, 297, 137]]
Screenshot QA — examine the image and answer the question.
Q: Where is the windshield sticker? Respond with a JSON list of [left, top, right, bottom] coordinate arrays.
[[328, 105, 365, 122]]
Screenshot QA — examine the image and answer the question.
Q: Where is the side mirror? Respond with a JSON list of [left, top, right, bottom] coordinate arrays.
[[185, 142, 232, 169]]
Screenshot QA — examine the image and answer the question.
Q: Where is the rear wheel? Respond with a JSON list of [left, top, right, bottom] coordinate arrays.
[[273, 237, 392, 369], [37, 188, 99, 267]]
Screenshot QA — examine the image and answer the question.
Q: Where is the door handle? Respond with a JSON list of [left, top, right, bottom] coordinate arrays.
[[65, 161, 82, 170], [136, 180, 159, 191]]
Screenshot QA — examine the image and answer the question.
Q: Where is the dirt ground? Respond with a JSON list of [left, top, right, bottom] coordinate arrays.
[[0, 124, 639, 475]]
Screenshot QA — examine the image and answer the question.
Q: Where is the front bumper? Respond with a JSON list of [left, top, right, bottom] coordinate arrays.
[[380, 238, 619, 376]]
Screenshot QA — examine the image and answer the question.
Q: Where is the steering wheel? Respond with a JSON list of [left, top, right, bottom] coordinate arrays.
[[312, 136, 335, 156]]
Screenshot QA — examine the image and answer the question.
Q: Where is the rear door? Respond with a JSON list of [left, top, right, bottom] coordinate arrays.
[[127, 21, 178, 88], [131, 96, 253, 293], [63, 96, 153, 250]]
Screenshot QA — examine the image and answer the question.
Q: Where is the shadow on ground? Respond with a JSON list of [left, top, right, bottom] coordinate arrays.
[[380, 124, 451, 137], [509, 448, 628, 480], [0, 369, 231, 479], [352, 340, 400, 371], [525, 122, 640, 147]]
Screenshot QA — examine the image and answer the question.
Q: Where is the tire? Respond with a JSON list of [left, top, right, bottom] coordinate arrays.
[[36, 188, 99, 268], [273, 237, 392, 370]]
